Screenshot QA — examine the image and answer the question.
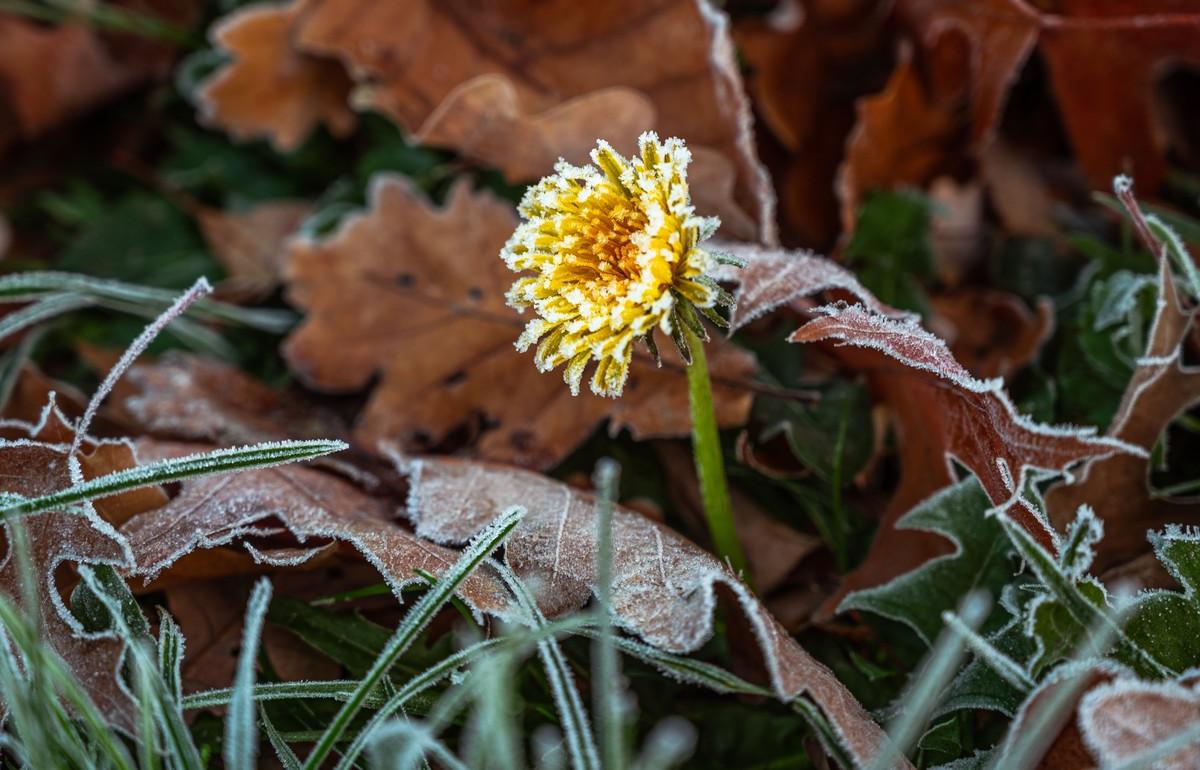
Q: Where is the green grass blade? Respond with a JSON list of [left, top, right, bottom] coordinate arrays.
[[158, 610, 185, 705], [869, 590, 991, 770], [499, 564, 600, 770], [591, 458, 626, 770], [301, 506, 524, 770], [261, 704, 304, 770], [0, 439, 347, 520], [225, 579, 273, 770], [182, 679, 389, 710], [0, 271, 294, 332], [0, 292, 93, 343]]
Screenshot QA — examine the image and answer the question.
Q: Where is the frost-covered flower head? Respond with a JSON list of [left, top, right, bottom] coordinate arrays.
[[502, 132, 733, 398]]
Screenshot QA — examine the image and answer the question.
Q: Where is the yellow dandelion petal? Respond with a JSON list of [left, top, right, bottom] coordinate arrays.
[[499, 132, 723, 398]]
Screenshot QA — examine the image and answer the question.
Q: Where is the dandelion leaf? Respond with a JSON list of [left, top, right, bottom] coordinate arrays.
[[840, 477, 1013, 646]]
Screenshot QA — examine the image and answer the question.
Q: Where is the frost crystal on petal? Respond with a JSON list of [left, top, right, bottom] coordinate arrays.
[[500, 132, 723, 398]]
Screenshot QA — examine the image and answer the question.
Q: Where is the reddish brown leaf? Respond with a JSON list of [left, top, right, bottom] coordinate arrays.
[[715, 240, 912, 331], [898, 0, 1200, 192], [0, 401, 169, 731], [121, 440, 510, 617], [199, 1, 356, 151], [836, 42, 962, 232], [292, 0, 774, 242], [788, 303, 1140, 610], [398, 453, 904, 769], [735, 1, 890, 246], [930, 290, 1054, 380], [0, 3, 195, 146], [282, 175, 757, 470]]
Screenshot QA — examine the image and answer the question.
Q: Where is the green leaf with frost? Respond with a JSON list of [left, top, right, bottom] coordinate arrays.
[[840, 477, 1014, 645], [1122, 526, 1200, 673]]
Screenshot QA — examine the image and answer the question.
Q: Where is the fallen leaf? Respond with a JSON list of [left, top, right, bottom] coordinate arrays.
[[196, 200, 312, 301], [1077, 678, 1200, 770], [930, 290, 1054, 380], [199, 1, 356, 152], [282, 175, 757, 469], [121, 439, 510, 617], [164, 576, 340, 694], [735, 0, 890, 246], [836, 42, 962, 233], [0, 400, 168, 731], [292, 0, 774, 241], [416, 74, 654, 187], [396, 453, 904, 769], [1045, 260, 1200, 571], [0, 3, 194, 145], [110, 353, 351, 448], [788, 302, 1140, 610], [897, 0, 1200, 192], [715, 240, 910, 331]]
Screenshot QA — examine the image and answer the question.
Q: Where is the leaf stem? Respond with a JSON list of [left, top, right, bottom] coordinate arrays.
[[681, 321, 746, 577]]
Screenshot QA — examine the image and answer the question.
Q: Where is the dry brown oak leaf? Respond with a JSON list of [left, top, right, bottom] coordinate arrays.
[[0, 399, 169, 732], [1045, 260, 1200, 572], [897, 0, 1200, 193], [787, 303, 1143, 612], [121, 439, 510, 620], [196, 200, 312, 302], [282, 175, 757, 470], [397, 453, 907, 770], [289, 0, 775, 242], [198, 0, 356, 152]]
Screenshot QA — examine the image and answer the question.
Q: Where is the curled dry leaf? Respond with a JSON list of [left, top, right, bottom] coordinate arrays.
[[836, 42, 961, 233], [1077, 678, 1200, 770], [787, 303, 1141, 609], [930, 290, 1054, 380], [291, 0, 774, 241], [196, 200, 312, 301], [283, 175, 757, 469], [199, 1, 356, 152], [0, 4, 193, 147], [1046, 261, 1200, 571], [898, 0, 1200, 192], [734, 0, 890, 246], [121, 439, 510, 617], [397, 453, 902, 769], [0, 400, 169, 731]]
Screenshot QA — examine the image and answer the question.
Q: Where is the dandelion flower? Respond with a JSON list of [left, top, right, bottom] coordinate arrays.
[[501, 131, 733, 398]]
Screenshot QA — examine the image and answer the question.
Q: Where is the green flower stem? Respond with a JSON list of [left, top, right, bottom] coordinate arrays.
[[681, 322, 747, 578]]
